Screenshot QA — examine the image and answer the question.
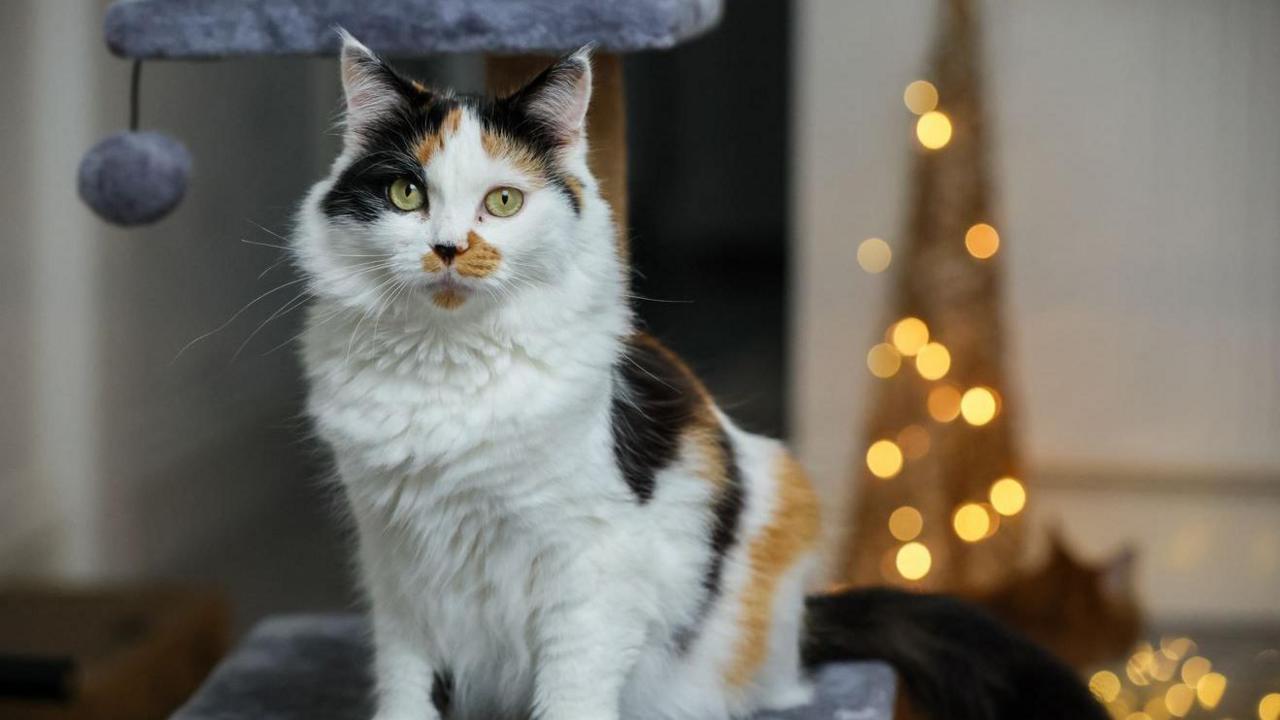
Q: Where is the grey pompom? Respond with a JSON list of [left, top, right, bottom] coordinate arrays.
[[78, 130, 192, 226]]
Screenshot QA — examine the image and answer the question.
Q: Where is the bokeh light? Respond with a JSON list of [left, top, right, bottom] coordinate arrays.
[[989, 477, 1026, 516], [890, 317, 930, 356], [953, 503, 991, 542], [857, 237, 893, 273], [866, 440, 904, 479], [927, 384, 963, 422], [960, 386, 999, 425], [866, 342, 902, 378], [1195, 672, 1226, 709], [1164, 684, 1195, 717], [1089, 671, 1122, 704], [916, 110, 953, 149], [1125, 712, 1152, 720], [895, 542, 932, 580], [1143, 696, 1169, 720], [1180, 656, 1211, 686], [903, 80, 938, 115], [964, 222, 1000, 259], [896, 424, 931, 460], [888, 506, 924, 542], [914, 341, 951, 380], [1259, 693, 1280, 720]]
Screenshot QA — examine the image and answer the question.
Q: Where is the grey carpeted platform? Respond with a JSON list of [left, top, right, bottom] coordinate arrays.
[[105, 0, 725, 59], [170, 615, 896, 720]]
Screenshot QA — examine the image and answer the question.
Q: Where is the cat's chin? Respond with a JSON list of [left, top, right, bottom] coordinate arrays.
[[417, 275, 477, 311]]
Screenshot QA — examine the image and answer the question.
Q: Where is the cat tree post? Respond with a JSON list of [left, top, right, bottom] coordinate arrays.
[[485, 53, 629, 262]]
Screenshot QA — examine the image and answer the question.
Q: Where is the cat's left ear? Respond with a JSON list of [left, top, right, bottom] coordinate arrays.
[[511, 47, 593, 146]]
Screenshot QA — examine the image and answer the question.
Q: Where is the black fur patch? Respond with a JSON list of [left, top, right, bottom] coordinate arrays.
[[674, 427, 745, 653], [609, 334, 702, 503], [323, 54, 585, 223], [702, 427, 744, 600], [431, 670, 453, 716]]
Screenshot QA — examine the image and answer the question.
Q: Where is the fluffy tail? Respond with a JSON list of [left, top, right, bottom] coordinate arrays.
[[803, 587, 1108, 720]]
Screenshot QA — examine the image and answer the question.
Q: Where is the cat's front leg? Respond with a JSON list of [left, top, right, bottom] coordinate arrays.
[[368, 596, 440, 720], [531, 591, 646, 720]]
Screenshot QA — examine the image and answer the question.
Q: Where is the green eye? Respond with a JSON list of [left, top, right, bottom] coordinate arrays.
[[484, 187, 524, 217], [388, 177, 425, 211]]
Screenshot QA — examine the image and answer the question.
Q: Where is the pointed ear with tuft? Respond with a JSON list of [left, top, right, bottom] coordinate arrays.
[[337, 29, 418, 145], [510, 47, 593, 146]]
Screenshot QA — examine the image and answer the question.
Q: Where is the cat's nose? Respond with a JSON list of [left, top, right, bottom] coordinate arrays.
[[432, 244, 458, 264]]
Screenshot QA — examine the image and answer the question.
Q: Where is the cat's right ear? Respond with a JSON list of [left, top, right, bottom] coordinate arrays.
[[338, 29, 417, 145]]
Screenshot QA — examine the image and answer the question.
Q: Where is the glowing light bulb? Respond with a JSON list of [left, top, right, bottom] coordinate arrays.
[[965, 223, 1000, 259], [866, 440, 904, 479], [891, 317, 929, 356], [927, 384, 963, 422], [895, 542, 931, 580], [888, 506, 924, 542], [1259, 692, 1280, 720], [989, 477, 1026, 516], [903, 80, 938, 115], [896, 424, 930, 460], [1195, 672, 1226, 709], [916, 111, 952, 149], [1089, 671, 1122, 704], [960, 386, 999, 425], [1180, 656, 1211, 686], [953, 503, 990, 542], [914, 341, 951, 380], [857, 237, 893, 273], [1164, 684, 1195, 718], [866, 343, 902, 378]]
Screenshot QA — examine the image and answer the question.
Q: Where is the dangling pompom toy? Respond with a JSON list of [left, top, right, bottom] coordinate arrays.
[[78, 61, 192, 226]]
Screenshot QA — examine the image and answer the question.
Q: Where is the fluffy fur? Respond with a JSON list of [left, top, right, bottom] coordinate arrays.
[[296, 34, 819, 720], [293, 33, 1105, 720]]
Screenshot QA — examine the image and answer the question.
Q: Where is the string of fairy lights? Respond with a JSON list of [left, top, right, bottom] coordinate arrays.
[[861, 79, 1280, 720], [1088, 636, 1280, 720], [856, 78, 1023, 583]]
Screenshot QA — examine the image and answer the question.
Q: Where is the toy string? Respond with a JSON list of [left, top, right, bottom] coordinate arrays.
[[129, 61, 142, 131]]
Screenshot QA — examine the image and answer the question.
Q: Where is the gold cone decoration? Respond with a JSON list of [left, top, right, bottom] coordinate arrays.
[[840, 0, 1024, 591]]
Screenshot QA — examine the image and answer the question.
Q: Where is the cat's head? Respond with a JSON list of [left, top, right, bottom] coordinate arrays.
[[295, 32, 617, 319]]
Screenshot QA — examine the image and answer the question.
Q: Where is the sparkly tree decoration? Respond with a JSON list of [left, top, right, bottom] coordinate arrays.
[[839, 0, 1026, 591]]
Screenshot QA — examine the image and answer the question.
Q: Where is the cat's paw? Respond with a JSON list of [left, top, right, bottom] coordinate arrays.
[[757, 680, 816, 712]]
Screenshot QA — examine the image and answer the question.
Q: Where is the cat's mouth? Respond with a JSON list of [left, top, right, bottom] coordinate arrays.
[[420, 273, 473, 310]]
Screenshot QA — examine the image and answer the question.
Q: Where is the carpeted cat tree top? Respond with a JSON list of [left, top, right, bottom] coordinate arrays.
[[104, 0, 725, 57], [172, 616, 896, 720]]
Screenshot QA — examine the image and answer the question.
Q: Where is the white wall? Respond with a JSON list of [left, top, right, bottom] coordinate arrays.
[[791, 0, 1280, 621], [0, 0, 342, 578]]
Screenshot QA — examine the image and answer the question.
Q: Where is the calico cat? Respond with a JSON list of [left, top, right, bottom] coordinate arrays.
[[294, 32, 1105, 720]]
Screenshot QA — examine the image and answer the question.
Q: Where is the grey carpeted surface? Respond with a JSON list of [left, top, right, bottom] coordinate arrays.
[[171, 615, 896, 719], [106, 0, 724, 59]]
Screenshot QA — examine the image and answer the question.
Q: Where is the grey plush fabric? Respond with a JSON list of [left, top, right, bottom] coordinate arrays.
[[78, 130, 191, 226], [171, 615, 895, 720], [105, 0, 725, 59]]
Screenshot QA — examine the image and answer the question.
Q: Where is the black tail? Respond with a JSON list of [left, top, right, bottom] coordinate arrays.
[[803, 588, 1108, 720]]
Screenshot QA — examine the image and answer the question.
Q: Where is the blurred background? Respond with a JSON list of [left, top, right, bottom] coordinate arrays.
[[1, 1, 1277, 719]]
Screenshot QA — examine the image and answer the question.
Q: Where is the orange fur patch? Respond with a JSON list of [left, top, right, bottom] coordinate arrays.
[[480, 131, 548, 184], [563, 174, 585, 208], [415, 107, 464, 167], [455, 230, 502, 279], [432, 289, 465, 309], [725, 452, 821, 688], [421, 251, 445, 274]]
